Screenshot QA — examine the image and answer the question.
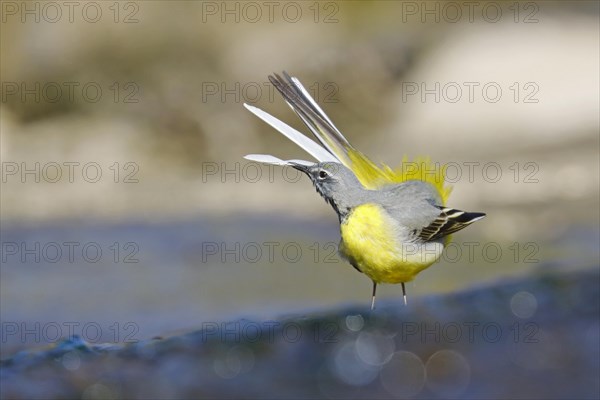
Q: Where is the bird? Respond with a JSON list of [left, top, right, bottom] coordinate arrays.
[[244, 72, 485, 309]]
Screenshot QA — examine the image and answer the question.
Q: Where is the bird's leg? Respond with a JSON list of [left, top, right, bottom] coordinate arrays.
[[371, 281, 377, 310], [401, 282, 407, 305]]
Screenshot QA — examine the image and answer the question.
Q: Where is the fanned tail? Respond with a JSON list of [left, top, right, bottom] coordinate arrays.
[[269, 72, 355, 167], [243, 103, 337, 166], [244, 72, 452, 203], [268, 72, 391, 189]]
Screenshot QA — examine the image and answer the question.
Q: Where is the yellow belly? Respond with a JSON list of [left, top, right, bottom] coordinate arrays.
[[339, 203, 443, 284]]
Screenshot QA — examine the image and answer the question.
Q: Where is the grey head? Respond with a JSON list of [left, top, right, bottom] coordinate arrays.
[[290, 162, 370, 220]]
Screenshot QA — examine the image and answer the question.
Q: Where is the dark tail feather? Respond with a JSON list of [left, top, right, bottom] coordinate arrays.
[[419, 208, 486, 241]]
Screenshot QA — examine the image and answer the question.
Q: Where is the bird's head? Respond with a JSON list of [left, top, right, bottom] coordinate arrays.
[[290, 162, 366, 218]]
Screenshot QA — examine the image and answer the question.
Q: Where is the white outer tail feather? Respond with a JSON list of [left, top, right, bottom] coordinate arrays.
[[243, 103, 337, 164], [289, 76, 345, 138], [243, 154, 313, 167]]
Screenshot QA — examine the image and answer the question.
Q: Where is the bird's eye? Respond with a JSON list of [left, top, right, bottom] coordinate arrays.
[[318, 170, 329, 179]]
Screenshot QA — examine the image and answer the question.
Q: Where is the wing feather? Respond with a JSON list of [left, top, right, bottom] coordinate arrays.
[[418, 207, 486, 242]]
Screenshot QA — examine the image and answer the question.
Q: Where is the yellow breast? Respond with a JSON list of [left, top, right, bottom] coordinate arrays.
[[339, 203, 443, 284]]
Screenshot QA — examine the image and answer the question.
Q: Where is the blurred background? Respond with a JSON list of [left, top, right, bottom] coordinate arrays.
[[1, 0, 599, 398]]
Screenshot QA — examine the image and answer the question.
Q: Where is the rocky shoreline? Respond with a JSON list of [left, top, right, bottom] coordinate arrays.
[[2, 268, 598, 399]]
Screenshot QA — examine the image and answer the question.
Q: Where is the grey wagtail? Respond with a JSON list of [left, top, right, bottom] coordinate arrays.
[[244, 72, 485, 309]]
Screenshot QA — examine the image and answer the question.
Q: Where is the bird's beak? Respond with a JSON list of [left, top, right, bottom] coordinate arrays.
[[289, 162, 310, 175]]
